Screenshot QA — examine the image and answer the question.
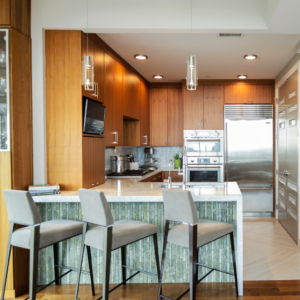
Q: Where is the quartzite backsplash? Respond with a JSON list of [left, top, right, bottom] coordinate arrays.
[[105, 146, 183, 174]]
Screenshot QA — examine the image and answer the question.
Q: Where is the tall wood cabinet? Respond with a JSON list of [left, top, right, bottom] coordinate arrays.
[[150, 88, 183, 146], [140, 80, 150, 146], [0, 1, 32, 297]]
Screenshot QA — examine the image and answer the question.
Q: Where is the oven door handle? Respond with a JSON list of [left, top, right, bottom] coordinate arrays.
[[187, 166, 221, 169], [186, 139, 221, 142]]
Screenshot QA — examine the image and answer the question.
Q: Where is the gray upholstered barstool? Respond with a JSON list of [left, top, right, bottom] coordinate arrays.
[[75, 189, 160, 300], [1, 190, 88, 300], [158, 189, 238, 300]]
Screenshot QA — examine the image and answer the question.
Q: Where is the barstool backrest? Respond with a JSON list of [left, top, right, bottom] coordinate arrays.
[[78, 189, 113, 226], [3, 190, 42, 225], [162, 189, 198, 224]]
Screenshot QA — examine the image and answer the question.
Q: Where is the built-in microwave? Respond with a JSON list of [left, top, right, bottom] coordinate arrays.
[[187, 165, 224, 182]]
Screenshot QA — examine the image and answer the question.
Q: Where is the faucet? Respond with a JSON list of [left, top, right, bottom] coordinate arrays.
[[168, 159, 173, 189], [178, 156, 187, 190]]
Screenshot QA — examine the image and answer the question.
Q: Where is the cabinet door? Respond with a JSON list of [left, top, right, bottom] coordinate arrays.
[[150, 88, 168, 146], [183, 86, 204, 130], [83, 137, 105, 188], [94, 44, 105, 103], [104, 53, 116, 146], [81, 33, 98, 101], [167, 88, 183, 146], [203, 86, 224, 130], [140, 80, 150, 146], [254, 85, 273, 103], [114, 61, 123, 146]]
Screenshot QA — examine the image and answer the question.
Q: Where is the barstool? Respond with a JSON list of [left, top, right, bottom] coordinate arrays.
[[1, 190, 89, 300], [75, 189, 161, 300], [158, 189, 238, 300]]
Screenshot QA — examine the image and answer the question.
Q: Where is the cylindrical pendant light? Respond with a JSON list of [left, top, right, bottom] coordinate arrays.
[[187, 55, 197, 91], [82, 0, 94, 91]]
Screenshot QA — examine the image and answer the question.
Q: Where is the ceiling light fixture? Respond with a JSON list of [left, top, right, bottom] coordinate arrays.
[[134, 54, 148, 60], [82, 0, 94, 91], [237, 75, 247, 79], [153, 75, 164, 79], [244, 54, 257, 60], [186, 0, 197, 91]]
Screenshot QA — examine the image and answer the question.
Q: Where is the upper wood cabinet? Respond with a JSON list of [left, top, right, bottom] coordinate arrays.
[[183, 86, 204, 130], [224, 84, 273, 104], [150, 88, 183, 146], [139, 80, 150, 146], [167, 89, 183, 145], [150, 88, 168, 146], [203, 85, 224, 130]]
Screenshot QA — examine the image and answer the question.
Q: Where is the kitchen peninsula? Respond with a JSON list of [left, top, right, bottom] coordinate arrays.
[[32, 170, 243, 296]]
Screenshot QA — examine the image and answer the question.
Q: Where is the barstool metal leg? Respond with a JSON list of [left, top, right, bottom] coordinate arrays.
[[53, 243, 60, 285], [74, 223, 88, 300], [121, 246, 126, 285], [230, 232, 239, 297], [86, 246, 95, 296], [1, 223, 14, 300], [157, 220, 169, 300], [29, 225, 40, 300], [102, 226, 112, 300], [189, 224, 197, 300]]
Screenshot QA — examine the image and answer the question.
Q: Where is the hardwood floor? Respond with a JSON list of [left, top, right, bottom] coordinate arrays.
[[10, 281, 300, 299], [244, 217, 300, 280]]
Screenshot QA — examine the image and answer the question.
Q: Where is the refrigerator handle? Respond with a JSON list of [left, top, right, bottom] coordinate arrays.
[[225, 122, 229, 181]]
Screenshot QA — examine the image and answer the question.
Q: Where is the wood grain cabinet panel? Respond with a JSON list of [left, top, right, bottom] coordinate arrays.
[[255, 85, 273, 103], [140, 80, 150, 146], [0, 0, 10, 25], [203, 86, 224, 130], [182, 86, 204, 130], [167, 89, 183, 146], [94, 43, 105, 103], [150, 89, 168, 146]]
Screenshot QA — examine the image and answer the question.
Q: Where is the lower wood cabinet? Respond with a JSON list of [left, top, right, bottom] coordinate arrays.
[[83, 137, 105, 188], [140, 172, 163, 182], [163, 171, 183, 182]]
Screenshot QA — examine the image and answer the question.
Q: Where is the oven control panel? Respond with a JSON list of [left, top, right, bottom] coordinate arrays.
[[184, 130, 223, 139], [188, 157, 223, 165]]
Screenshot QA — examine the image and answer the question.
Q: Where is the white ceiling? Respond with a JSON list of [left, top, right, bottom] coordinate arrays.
[[98, 33, 300, 81]]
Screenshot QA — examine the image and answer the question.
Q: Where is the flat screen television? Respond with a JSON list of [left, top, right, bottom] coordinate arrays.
[[83, 97, 106, 135]]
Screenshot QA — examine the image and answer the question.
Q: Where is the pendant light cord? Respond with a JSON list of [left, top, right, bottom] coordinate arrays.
[[87, 0, 89, 55]]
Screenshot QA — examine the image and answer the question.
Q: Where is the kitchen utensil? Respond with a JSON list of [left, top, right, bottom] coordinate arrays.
[[129, 162, 139, 170], [144, 147, 155, 155], [110, 156, 127, 173], [126, 153, 135, 162]]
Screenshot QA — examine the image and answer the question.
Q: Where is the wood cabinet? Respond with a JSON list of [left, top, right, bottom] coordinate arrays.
[[224, 84, 273, 104], [150, 88, 182, 146], [83, 137, 105, 188], [162, 171, 183, 182], [183, 86, 204, 130], [140, 172, 163, 182], [140, 80, 150, 146], [203, 86, 224, 130]]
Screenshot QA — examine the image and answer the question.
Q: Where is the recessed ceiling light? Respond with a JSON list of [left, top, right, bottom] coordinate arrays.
[[153, 75, 164, 79], [244, 54, 257, 60], [237, 75, 247, 79], [134, 54, 148, 60]]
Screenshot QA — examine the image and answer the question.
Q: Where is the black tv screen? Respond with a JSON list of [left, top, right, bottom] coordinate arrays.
[[83, 97, 106, 135]]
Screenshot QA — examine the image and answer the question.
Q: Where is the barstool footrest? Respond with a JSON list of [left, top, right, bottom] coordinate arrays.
[[55, 264, 91, 275], [196, 263, 234, 276], [122, 265, 158, 277], [96, 271, 140, 300], [159, 268, 214, 300]]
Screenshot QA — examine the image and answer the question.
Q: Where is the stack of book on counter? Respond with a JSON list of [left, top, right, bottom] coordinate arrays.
[[29, 184, 60, 196]]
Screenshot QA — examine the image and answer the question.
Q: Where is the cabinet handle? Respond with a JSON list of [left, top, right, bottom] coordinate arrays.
[[92, 82, 98, 98], [96, 182, 99, 185], [113, 131, 117, 144], [153, 178, 157, 180], [116, 131, 118, 145], [92, 184, 95, 186], [168, 136, 170, 145], [144, 135, 147, 145], [165, 136, 167, 145]]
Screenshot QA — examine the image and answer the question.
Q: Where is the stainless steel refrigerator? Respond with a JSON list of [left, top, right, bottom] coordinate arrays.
[[225, 105, 273, 213]]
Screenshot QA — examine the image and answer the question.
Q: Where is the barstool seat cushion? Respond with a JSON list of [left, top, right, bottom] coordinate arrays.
[[11, 219, 83, 249], [168, 219, 234, 248], [85, 220, 158, 250]]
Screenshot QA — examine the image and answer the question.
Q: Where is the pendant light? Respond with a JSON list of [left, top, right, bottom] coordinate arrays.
[[186, 0, 197, 91], [83, 0, 94, 91]]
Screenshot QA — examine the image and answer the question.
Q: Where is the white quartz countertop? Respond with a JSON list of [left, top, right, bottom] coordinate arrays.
[[32, 169, 242, 203]]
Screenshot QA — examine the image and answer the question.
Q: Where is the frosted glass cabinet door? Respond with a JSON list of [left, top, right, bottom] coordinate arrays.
[[0, 29, 9, 151]]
